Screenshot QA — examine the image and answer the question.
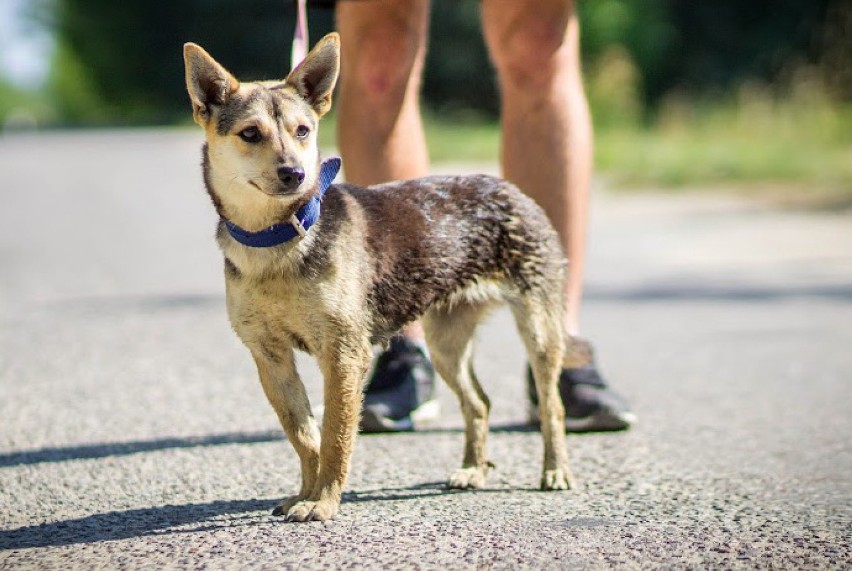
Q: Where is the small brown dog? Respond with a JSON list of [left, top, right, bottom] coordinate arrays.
[[184, 32, 574, 522]]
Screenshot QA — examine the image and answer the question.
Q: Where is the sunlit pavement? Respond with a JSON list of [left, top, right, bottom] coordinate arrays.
[[1, 130, 850, 568]]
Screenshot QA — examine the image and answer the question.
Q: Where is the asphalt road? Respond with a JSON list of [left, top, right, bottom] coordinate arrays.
[[1, 129, 850, 569]]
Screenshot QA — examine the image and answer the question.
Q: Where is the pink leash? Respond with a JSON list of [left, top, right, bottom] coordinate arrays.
[[291, 0, 309, 70]]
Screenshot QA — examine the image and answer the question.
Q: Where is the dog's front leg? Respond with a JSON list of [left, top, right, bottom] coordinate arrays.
[[284, 338, 371, 522], [251, 349, 322, 515]]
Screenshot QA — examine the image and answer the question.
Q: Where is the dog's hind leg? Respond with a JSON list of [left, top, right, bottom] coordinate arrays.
[[252, 349, 322, 515], [508, 292, 574, 490], [423, 301, 494, 489]]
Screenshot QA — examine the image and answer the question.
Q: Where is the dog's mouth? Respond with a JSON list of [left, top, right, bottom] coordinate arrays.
[[248, 179, 302, 197], [270, 186, 303, 197]]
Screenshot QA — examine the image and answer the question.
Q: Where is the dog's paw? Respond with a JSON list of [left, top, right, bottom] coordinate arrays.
[[448, 466, 489, 489], [540, 466, 575, 491], [284, 499, 339, 522], [271, 494, 308, 516]]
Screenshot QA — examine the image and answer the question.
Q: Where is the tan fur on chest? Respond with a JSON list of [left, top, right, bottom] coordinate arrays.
[[226, 273, 317, 357], [219, 191, 370, 360], [225, 251, 367, 360]]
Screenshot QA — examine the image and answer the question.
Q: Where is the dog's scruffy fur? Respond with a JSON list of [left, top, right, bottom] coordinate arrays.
[[184, 33, 574, 522]]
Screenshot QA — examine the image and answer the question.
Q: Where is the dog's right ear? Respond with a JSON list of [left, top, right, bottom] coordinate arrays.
[[183, 43, 239, 124]]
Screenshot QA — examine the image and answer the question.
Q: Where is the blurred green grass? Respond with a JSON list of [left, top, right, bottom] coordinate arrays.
[[5, 77, 849, 204], [0, 80, 53, 128], [595, 91, 852, 198], [312, 51, 852, 202], [317, 102, 851, 203]]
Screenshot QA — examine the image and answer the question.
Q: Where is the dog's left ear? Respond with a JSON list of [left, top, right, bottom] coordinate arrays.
[[285, 32, 340, 117]]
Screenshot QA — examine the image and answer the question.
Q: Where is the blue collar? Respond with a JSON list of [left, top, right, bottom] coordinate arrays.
[[223, 157, 342, 248]]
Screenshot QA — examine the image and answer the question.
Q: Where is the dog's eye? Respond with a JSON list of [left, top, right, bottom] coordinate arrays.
[[238, 127, 262, 143], [295, 125, 310, 140]]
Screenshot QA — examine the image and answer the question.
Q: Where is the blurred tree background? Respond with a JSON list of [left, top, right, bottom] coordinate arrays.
[[36, 0, 847, 122], [3, 0, 851, 192]]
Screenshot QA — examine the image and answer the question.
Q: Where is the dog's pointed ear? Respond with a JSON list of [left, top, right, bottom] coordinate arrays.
[[285, 32, 340, 117], [184, 43, 239, 124]]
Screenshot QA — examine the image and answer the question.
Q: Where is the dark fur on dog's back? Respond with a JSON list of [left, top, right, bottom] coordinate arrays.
[[333, 175, 564, 343]]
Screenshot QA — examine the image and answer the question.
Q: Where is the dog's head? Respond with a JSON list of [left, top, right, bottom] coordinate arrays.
[[184, 33, 339, 229]]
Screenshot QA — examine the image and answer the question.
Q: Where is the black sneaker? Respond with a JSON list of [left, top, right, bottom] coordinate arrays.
[[359, 336, 441, 433], [526, 350, 635, 433]]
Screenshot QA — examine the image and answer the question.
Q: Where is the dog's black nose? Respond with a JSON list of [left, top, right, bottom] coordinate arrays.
[[277, 165, 305, 189]]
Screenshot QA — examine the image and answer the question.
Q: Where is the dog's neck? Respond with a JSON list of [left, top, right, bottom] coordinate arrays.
[[221, 158, 341, 248]]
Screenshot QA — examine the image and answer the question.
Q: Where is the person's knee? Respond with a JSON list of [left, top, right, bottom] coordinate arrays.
[[488, 12, 578, 92], [339, 26, 424, 110]]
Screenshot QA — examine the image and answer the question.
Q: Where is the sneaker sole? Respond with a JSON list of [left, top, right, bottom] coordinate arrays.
[[527, 404, 636, 433], [359, 399, 441, 433]]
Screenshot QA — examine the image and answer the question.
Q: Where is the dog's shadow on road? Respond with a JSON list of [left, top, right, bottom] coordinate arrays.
[[0, 426, 540, 550], [0, 498, 275, 550], [341, 481, 510, 505], [0, 483, 492, 550]]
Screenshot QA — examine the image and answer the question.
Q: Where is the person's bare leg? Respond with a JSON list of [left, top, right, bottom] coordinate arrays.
[[481, 0, 591, 336], [483, 0, 633, 432], [336, 0, 430, 341]]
